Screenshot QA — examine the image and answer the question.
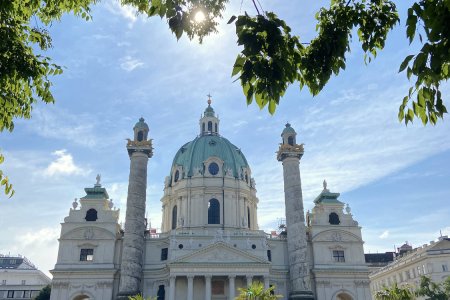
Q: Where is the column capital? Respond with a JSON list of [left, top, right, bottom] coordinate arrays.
[[187, 275, 194, 280], [277, 144, 304, 161], [228, 274, 236, 279]]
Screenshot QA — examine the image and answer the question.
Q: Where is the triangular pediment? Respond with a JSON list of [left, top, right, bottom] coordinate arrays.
[[170, 241, 269, 265]]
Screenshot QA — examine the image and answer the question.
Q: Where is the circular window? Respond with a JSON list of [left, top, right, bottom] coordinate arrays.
[[251, 244, 256, 249], [174, 170, 179, 182], [178, 244, 184, 249], [208, 162, 219, 175]]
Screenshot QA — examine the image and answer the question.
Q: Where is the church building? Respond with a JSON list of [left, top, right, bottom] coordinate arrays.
[[50, 100, 372, 300]]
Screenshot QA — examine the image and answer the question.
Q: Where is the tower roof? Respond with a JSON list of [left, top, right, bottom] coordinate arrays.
[[134, 117, 149, 130], [281, 123, 296, 136]]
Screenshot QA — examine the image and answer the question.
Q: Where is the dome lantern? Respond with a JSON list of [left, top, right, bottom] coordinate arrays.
[[281, 122, 297, 146], [199, 94, 220, 136]]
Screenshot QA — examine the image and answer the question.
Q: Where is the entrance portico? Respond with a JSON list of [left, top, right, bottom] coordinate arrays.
[[167, 274, 270, 300]]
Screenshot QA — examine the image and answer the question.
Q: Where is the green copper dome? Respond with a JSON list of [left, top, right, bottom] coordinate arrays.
[[171, 135, 249, 178], [134, 117, 149, 130], [282, 123, 296, 136]]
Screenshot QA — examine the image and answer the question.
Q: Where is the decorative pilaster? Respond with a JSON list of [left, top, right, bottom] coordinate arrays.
[[169, 276, 176, 300], [277, 123, 314, 300], [118, 118, 153, 299]]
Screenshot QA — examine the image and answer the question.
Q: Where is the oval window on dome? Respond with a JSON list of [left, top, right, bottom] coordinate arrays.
[[174, 170, 180, 182], [208, 162, 219, 175]]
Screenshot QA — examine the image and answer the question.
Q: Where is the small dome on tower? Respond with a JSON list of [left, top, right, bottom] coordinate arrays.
[[281, 123, 296, 136], [134, 117, 149, 131], [204, 105, 215, 117]]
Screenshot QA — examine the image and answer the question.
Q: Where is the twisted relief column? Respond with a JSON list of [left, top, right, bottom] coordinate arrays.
[[118, 119, 153, 299], [277, 138, 314, 300]]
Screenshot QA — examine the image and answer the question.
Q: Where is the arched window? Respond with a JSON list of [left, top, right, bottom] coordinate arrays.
[[329, 212, 340, 225], [288, 136, 294, 146], [174, 170, 179, 182], [202, 123, 205, 133], [208, 199, 220, 224], [172, 206, 177, 230], [208, 121, 212, 132], [247, 207, 251, 229], [85, 209, 97, 221], [157, 285, 165, 300], [137, 131, 144, 141], [215, 123, 217, 133]]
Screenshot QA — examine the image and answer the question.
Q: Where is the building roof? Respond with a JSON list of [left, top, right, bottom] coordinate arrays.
[[0, 255, 36, 270], [365, 252, 395, 264], [313, 189, 343, 205], [171, 134, 249, 178]]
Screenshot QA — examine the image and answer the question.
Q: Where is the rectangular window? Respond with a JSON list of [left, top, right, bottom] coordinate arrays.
[[333, 250, 345, 262], [443, 264, 448, 272], [80, 249, 94, 261], [267, 250, 272, 262], [2, 280, 6, 285], [7, 290, 13, 298], [161, 248, 168, 261], [13, 290, 23, 298], [30, 291, 40, 298], [23, 291, 31, 298], [21, 280, 25, 285], [212, 281, 224, 295]]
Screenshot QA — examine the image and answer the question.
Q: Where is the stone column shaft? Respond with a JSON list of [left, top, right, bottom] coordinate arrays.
[[168, 276, 176, 300], [278, 151, 314, 299], [246, 275, 253, 287], [229, 275, 236, 299], [118, 151, 149, 297], [264, 277, 270, 290], [187, 276, 194, 300], [205, 276, 211, 300]]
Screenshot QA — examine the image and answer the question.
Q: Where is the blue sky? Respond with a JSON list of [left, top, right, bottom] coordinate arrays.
[[0, 0, 449, 277]]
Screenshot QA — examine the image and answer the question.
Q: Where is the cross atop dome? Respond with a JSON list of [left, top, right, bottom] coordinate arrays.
[[207, 93, 212, 105]]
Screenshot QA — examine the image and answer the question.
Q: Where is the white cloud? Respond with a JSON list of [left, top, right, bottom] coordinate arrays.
[[379, 230, 390, 239], [104, 0, 138, 27], [44, 150, 87, 177], [120, 56, 145, 72]]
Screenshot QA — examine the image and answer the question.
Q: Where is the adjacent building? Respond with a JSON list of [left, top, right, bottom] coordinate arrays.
[[0, 255, 51, 299], [50, 100, 371, 300], [369, 237, 450, 295]]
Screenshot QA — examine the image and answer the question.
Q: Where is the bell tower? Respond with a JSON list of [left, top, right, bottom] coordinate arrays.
[[118, 118, 153, 299], [277, 123, 314, 300]]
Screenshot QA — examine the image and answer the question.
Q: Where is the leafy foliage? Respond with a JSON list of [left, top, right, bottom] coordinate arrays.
[[0, 153, 14, 198], [121, 0, 229, 42], [128, 294, 157, 300], [374, 283, 416, 300], [235, 281, 282, 300], [398, 0, 450, 125], [416, 276, 450, 299], [35, 285, 51, 300]]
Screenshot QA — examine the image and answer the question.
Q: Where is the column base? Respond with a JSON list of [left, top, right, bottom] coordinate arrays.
[[117, 291, 141, 300], [289, 290, 315, 300]]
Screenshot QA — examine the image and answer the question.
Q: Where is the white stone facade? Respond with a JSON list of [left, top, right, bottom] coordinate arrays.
[[51, 104, 371, 300]]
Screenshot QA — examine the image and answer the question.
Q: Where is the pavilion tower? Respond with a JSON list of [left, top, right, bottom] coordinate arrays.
[[277, 123, 314, 300], [118, 118, 153, 299]]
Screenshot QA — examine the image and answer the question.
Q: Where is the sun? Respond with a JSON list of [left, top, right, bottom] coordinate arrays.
[[194, 10, 206, 23]]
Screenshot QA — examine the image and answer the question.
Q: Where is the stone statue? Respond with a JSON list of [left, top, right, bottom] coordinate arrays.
[[72, 198, 78, 209], [164, 176, 170, 187], [323, 179, 327, 190], [96, 174, 101, 185], [109, 199, 114, 209]]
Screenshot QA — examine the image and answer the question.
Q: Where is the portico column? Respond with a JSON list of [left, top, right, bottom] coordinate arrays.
[[187, 276, 194, 300], [246, 275, 253, 287], [205, 275, 212, 300], [264, 277, 270, 290], [169, 276, 176, 300], [229, 275, 236, 299]]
